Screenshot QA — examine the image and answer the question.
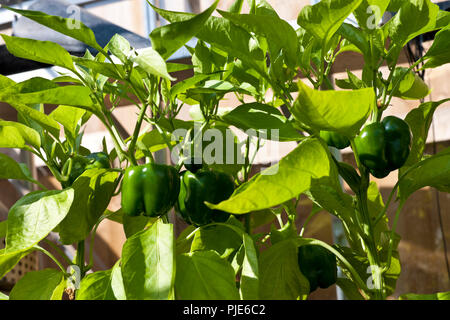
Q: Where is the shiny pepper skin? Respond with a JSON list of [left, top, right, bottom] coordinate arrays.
[[319, 130, 351, 150], [177, 169, 235, 226], [297, 245, 337, 293], [354, 116, 411, 178], [85, 152, 111, 170], [121, 164, 180, 217]]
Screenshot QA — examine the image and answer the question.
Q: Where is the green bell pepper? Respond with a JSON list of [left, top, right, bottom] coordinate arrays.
[[62, 152, 111, 187], [354, 117, 411, 178], [297, 245, 337, 293], [177, 169, 235, 226], [354, 122, 388, 171], [320, 130, 350, 149], [382, 116, 411, 170], [121, 163, 180, 217]]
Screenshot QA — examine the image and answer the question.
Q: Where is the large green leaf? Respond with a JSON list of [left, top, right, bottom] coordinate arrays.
[[297, 0, 363, 52], [121, 220, 175, 300], [386, 0, 439, 65], [9, 269, 65, 300], [399, 147, 450, 202], [0, 120, 40, 149], [175, 250, 240, 300], [219, 103, 303, 141], [0, 86, 99, 115], [259, 239, 309, 300], [58, 169, 119, 245], [4, 189, 74, 253], [150, 0, 218, 60], [1, 35, 73, 71], [291, 81, 373, 136], [423, 25, 450, 69], [3, 6, 102, 52], [206, 138, 331, 214], [403, 99, 450, 168]]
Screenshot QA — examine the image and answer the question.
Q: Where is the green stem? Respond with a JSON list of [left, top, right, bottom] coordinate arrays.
[[128, 103, 149, 166], [382, 202, 404, 274], [75, 240, 86, 279], [34, 245, 68, 275], [42, 239, 73, 266], [299, 209, 319, 237]]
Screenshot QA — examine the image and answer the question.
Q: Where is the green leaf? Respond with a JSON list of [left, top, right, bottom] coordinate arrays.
[[354, 0, 390, 31], [152, 6, 267, 79], [219, 10, 298, 69], [191, 223, 242, 259], [0, 153, 40, 185], [291, 81, 373, 136], [259, 239, 309, 300], [297, 0, 363, 53], [175, 250, 240, 300], [110, 261, 127, 300], [150, 0, 219, 60], [50, 105, 86, 138], [1, 35, 73, 70], [399, 147, 450, 201], [123, 214, 156, 238], [58, 169, 118, 245], [423, 25, 450, 69], [170, 74, 211, 97], [399, 291, 450, 300], [206, 138, 331, 214], [0, 291, 8, 300], [9, 269, 65, 300], [337, 23, 369, 56], [0, 248, 34, 279], [8, 102, 60, 138], [131, 48, 175, 81], [386, 0, 439, 65], [240, 233, 259, 300], [76, 269, 116, 300], [389, 67, 430, 100], [336, 278, 365, 300], [403, 99, 450, 168], [107, 34, 131, 64], [1, 86, 99, 115], [3, 6, 102, 52], [72, 57, 124, 80], [0, 120, 40, 149], [219, 103, 303, 142], [4, 189, 74, 253], [0, 74, 16, 90], [121, 220, 175, 300]]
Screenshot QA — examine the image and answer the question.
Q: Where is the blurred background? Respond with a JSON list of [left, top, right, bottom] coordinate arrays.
[[0, 0, 449, 299]]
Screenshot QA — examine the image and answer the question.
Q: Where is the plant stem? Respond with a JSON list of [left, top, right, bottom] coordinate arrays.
[[75, 240, 86, 279], [42, 239, 73, 266], [34, 245, 68, 275], [128, 103, 149, 166]]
